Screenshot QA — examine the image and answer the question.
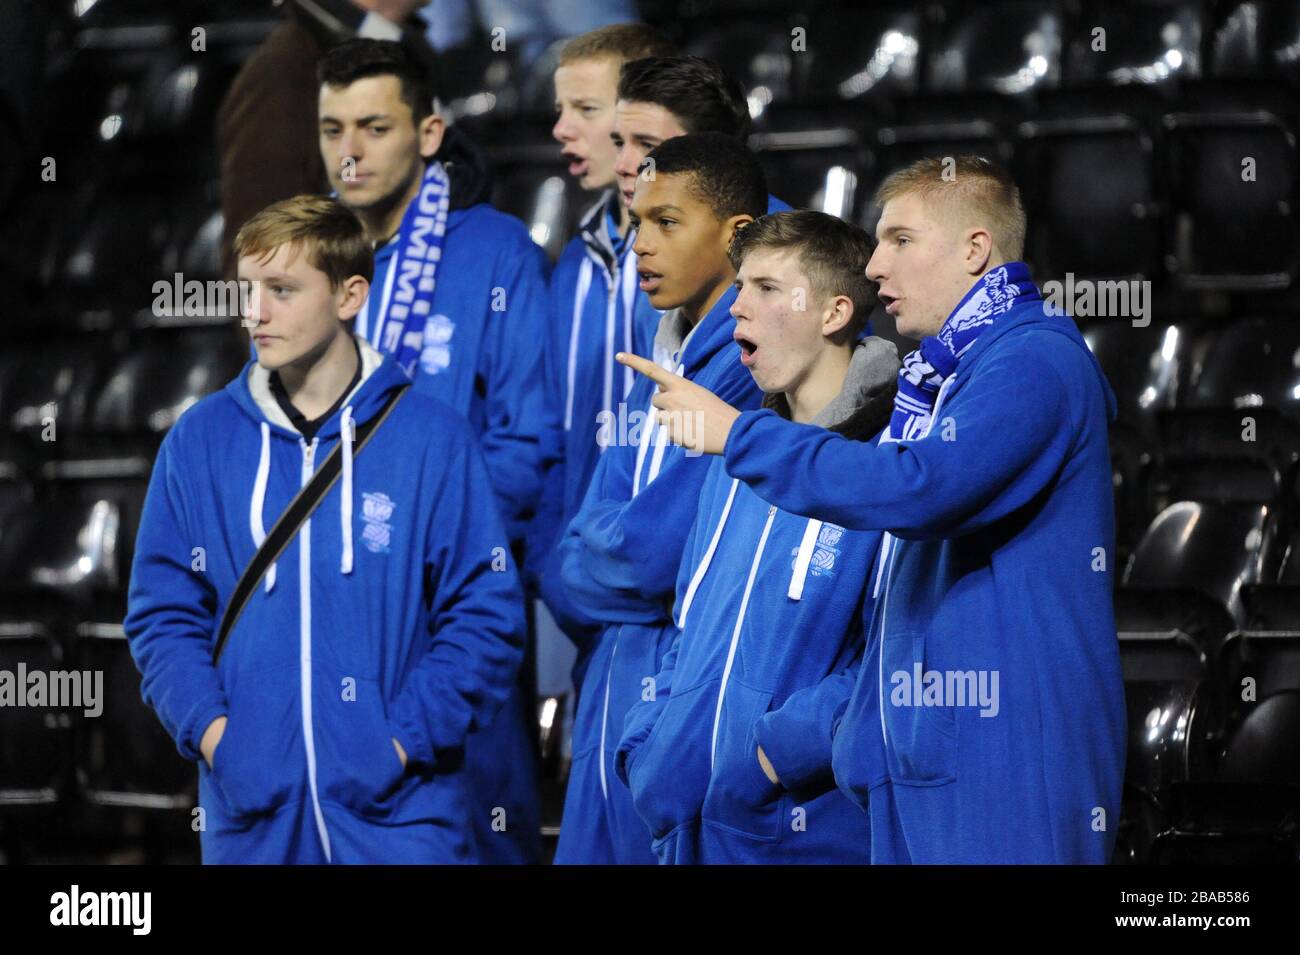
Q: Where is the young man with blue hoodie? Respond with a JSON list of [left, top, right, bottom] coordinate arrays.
[[615, 211, 899, 864], [532, 50, 791, 669], [529, 24, 677, 684], [318, 38, 548, 863], [618, 157, 1126, 864], [125, 195, 525, 863], [551, 134, 768, 864]]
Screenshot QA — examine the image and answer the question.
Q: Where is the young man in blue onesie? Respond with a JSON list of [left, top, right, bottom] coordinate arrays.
[[317, 38, 548, 863], [533, 49, 802, 680], [615, 210, 900, 864], [619, 157, 1126, 864], [552, 134, 768, 864], [125, 195, 526, 864], [530, 23, 677, 687]]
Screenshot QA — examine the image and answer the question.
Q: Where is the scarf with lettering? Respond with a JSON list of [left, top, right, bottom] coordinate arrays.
[[886, 261, 1040, 442], [369, 159, 451, 377]]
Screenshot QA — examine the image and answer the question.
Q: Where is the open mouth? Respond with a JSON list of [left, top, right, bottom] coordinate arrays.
[[637, 268, 662, 292], [735, 334, 759, 366], [563, 151, 588, 177], [878, 292, 901, 316]]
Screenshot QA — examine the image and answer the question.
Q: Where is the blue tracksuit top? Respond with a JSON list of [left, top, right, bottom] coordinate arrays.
[[722, 295, 1126, 864], [123, 338, 526, 863], [359, 200, 551, 546], [528, 192, 658, 644], [551, 285, 764, 864], [615, 447, 880, 864], [530, 193, 791, 644], [360, 199, 548, 865]]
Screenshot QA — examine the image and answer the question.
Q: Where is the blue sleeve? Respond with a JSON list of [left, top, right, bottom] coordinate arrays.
[[559, 369, 758, 624], [388, 422, 528, 769], [723, 340, 1077, 539], [123, 427, 228, 763], [524, 251, 575, 589], [478, 231, 552, 545]]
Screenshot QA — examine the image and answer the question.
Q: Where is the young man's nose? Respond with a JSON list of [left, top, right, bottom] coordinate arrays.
[[865, 246, 888, 284], [552, 112, 574, 144], [613, 146, 637, 180], [335, 129, 363, 162], [730, 288, 751, 319]]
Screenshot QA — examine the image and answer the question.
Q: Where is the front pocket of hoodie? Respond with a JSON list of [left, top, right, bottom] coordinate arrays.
[[210, 664, 298, 819], [880, 630, 957, 785], [626, 679, 715, 840], [701, 681, 783, 841], [316, 678, 407, 816]]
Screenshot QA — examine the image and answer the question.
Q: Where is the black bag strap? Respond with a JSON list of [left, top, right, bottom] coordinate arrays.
[[212, 385, 410, 663]]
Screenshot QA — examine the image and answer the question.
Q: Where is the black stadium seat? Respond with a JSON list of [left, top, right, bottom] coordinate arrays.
[[1062, 0, 1205, 90], [73, 622, 197, 810], [681, 13, 808, 121], [1164, 87, 1299, 290], [924, 1, 1065, 97], [1124, 494, 1284, 626], [1017, 92, 1165, 282], [1159, 317, 1300, 468], [799, 5, 922, 109]]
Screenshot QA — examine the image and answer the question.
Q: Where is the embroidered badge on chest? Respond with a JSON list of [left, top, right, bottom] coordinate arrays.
[[361, 491, 396, 554], [419, 313, 455, 375], [810, 524, 845, 578]]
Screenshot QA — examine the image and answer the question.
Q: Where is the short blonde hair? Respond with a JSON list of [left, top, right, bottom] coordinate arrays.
[[557, 23, 676, 67], [233, 194, 372, 289], [875, 156, 1026, 261]]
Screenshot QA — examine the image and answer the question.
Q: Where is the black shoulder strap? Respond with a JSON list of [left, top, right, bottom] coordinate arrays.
[[212, 385, 409, 663]]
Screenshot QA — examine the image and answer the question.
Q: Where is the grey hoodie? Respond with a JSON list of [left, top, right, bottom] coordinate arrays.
[[764, 336, 900, 441]]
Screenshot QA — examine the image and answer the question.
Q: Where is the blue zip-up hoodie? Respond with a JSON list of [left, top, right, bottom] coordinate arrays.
[[124, 337, 526, 864], [360, 189, 549, 865], [529, 193, 791, 649], [360, 200, 551, 546], [528, 191, 657, 649], [614, 338, 900, 864], [551, 285, 764, 864], [721, 291, 1126, 864]]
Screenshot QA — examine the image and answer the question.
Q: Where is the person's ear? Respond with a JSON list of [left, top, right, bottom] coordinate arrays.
[[723, 214, 754, 255], [337, 275, 370, 322], [965, 227, 993, 275], [822, 294, 854, 339], [418, 111, 445, 160]]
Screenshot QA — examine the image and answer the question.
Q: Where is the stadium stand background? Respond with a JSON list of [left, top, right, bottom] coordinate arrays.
[[1, 0, 1298, 864]]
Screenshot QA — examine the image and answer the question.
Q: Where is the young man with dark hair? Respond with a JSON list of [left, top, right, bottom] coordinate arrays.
[[552, 133, 768, 864], [125, 195, 525, 864], [317, 37, 549, 864], [217, 0, 438, 278], [528, 23, 678, 690], [531, 49, 788, 674], [619, 156, 1126, 864], [616, 210, 899, 864], [610, 55, 794, 357]]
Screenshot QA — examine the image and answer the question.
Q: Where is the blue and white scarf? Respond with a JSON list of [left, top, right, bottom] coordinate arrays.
[[885, 261, 1040, 442], [365, 160, 451, 378], [870, 261, 1041, 610]]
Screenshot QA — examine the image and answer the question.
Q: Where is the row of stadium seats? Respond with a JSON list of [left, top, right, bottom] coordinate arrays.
[[54, 0, 1300, 113], [10, 87, 1297, 330]]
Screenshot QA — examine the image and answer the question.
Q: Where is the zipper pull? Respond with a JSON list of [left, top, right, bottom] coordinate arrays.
[[768, 504, 777, 516]]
